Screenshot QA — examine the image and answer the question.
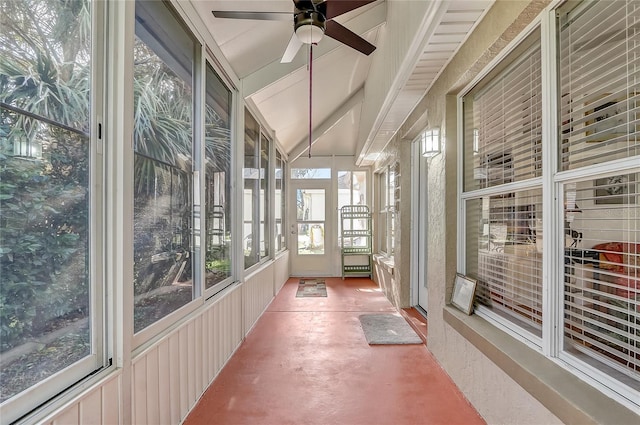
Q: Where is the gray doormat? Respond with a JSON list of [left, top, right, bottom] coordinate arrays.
[[359, 314, 422, 345], [296, 279, 327, 297]]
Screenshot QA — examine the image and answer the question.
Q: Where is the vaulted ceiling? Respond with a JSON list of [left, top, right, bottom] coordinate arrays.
[[193, 0, 494, 165]]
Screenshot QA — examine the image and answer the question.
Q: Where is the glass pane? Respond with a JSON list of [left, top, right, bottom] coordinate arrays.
[[260, 135, 269, 258], [353, 171, 367, 205], [291, 168, 331, 179], [557, 1, 640, 171], [0, 0, 92, 403], [563, 172, 639, 385], [133, 1, 195, 333], [0, 114, 90, 402], [296, 189, 325, 221], [243, 110, 260, 268], [466, 189, 543, 336], [463, 30, 542, 192], [297, 224, 325, 255], [275, 150, 285, 252], [205, 64, 232, 289]]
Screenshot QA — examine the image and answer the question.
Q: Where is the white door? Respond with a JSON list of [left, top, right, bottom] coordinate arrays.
[[289, 179, 333, 276]]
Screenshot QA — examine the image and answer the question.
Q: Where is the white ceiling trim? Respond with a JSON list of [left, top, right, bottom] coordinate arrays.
[[356, 0, 449, 165], [289, 86, 365, 161], [357, 0, 494, 166]]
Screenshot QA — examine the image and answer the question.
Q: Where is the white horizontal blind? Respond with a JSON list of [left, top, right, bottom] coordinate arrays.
[[563, 173, 639, 386], [470, 189, 543, 336], [462, 30, 543, 336], [463, 40, 542, 192], [558, 0, 640, 171]]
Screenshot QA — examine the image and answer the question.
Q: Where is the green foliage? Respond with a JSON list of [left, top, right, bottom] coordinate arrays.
[[0, 150, 88, 351]]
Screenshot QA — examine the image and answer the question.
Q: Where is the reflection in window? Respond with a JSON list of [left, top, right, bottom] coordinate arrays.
[[260, 135, 269, 259], [275, 150, 286, 252], [562, 173, 639, 384], [296, 189, 325, 255], [291, 168, 331, 179], [338, 171, 368, 247], [0, 0, 95, 410], [133, 0, 196, 333], [466, 190, 543, 336], [462, 30, 542, 192], [243, 110, 260, 268], [205, 64, 232, 290]]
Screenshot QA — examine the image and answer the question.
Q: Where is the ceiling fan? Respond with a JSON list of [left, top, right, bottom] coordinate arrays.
[[211, 0, 377, 63]]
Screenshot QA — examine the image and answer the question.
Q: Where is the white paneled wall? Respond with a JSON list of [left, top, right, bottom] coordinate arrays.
[[131, 286, 243, 425], [42, 257, 289, 425], [46, 374, 121, 425], [274, 251, 290, 293], [243, 264, 276, 335]]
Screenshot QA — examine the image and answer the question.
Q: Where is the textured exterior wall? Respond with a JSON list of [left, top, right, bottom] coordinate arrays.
[[378, 1, 563, 423]]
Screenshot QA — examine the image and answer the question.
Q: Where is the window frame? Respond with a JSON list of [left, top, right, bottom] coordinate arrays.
[[274, 148, 287, 254], [377, 163, 397, 256], [242, 108, 275, 271], [0, 0, 107, 421], [131, 0, 202, 342], [202, 57, 236, 297], [456, 2, 640, 410]]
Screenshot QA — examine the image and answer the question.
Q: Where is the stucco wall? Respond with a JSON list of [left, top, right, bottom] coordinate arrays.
[[378, 1, 564, 423]]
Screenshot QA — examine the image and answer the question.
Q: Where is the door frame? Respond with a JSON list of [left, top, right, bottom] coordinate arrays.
[[289, 177, 334, 277], [411, 140, 428, 312]]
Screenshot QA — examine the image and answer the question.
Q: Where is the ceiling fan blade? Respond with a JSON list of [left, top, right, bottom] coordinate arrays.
[[325, 20, 376, 55], [281, 33, 303, 63], [318, 0, 377, 20], [211, 10, 292, 21]]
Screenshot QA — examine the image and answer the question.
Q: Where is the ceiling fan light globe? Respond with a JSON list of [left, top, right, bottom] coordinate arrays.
[[295, 24, 324, 44]]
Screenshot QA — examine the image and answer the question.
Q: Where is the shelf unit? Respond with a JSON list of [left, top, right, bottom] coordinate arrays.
[[340, 205, 372, 279]]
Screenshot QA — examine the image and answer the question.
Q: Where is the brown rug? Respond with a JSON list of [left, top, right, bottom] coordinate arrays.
[[296, 279, 327, 297]]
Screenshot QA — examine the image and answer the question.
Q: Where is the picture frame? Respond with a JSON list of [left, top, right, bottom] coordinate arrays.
[[451, 273, 478, 315], [594, 174, 636, 205]]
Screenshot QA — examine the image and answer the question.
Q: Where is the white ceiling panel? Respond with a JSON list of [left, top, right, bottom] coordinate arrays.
[[193, 0, 494, 164]]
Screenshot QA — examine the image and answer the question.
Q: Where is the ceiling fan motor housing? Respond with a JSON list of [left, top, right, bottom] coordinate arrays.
[[294, 10, 326, 44]]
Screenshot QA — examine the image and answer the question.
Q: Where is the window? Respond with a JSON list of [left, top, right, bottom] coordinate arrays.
[[204, 63, 232, 291], [243, 110, 260, 268], [460, 1, 639, 407], [243, 111, 271, 267], [260, 134, 270, 259], [462, 28, 543, 338], [291, 168, 331, 179], [0, 0, 104, 418], [338, 171, 367, 247], [133, 0, 197, 333], [378, 163, 397, 255], [557, 0, 639, 395], [275, 149, 286, 252]]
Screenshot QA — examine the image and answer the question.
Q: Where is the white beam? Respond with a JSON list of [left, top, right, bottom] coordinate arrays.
[[241, 1, 386, 97], [289, 86, 365, 161]]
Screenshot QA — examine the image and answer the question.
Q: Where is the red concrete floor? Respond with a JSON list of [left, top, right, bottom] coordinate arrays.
[[185, 277, 484, 425]]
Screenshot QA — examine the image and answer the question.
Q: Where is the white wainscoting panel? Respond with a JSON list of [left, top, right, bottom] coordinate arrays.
[[131, 285, 243, 424], [243, 264, 276, 334], [45, 374, 122, 425], [274, 251, 290, 293]]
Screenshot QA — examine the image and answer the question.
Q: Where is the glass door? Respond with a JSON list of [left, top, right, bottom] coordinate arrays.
[[290, 179, 333, 276]]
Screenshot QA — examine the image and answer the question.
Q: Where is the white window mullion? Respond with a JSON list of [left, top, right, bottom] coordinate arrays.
[[541, 4, 560, 358]]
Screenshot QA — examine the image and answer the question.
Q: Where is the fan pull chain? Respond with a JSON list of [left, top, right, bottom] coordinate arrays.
[[308, 43, 313, 158]]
